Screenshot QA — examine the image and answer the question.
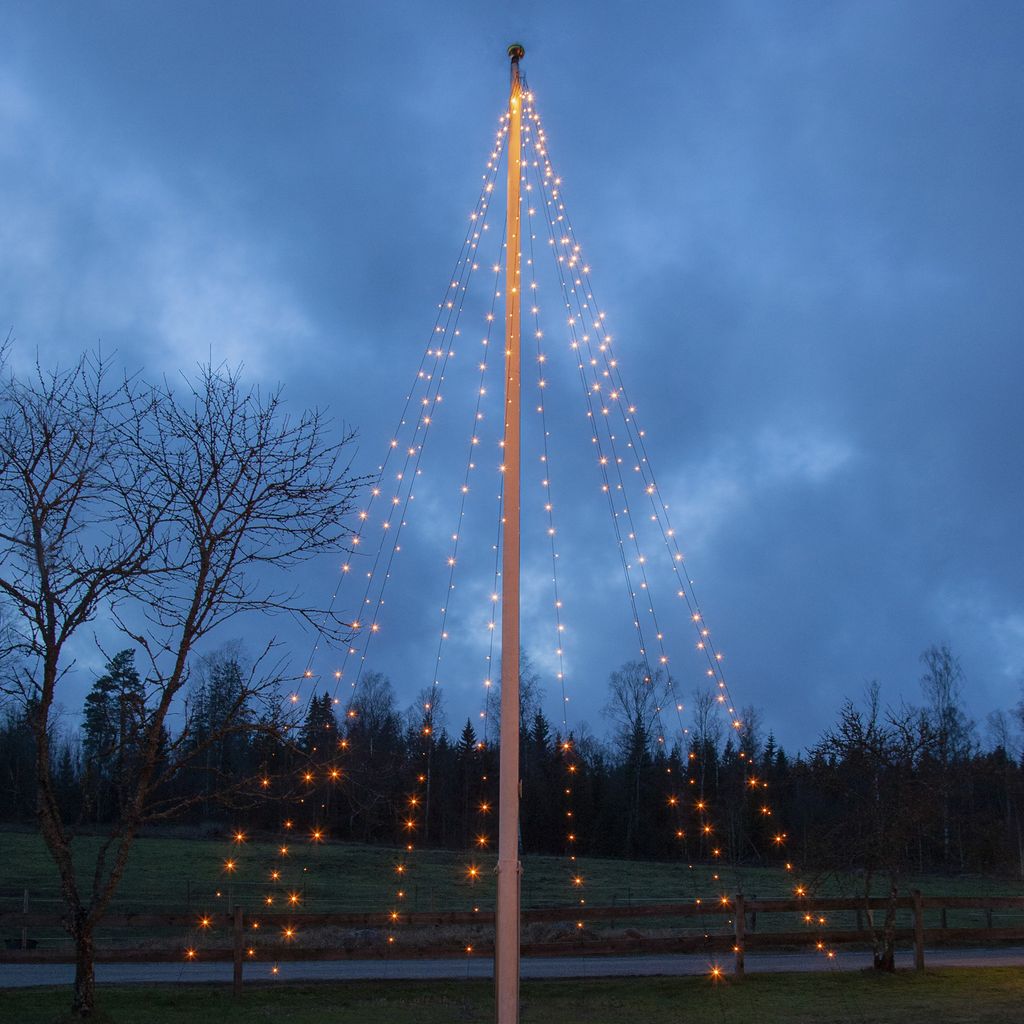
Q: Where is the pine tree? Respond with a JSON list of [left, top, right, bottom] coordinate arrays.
[[81, 651, 145, 821]]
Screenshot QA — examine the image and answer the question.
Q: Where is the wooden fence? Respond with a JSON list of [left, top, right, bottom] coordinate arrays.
[[3, 893, 1023, 992]]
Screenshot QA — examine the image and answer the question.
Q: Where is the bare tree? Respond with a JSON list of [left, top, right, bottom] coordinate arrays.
[[0, 356, 360, 1016], [690, 687, 723, 799], [814, 683, 936, 970], [603, 660, 669, 855], [484, 646, 544, 738], [920, 644, 975, 868]]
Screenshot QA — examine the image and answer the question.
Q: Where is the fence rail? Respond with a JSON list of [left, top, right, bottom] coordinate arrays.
[[3, 892, 1023, 992]]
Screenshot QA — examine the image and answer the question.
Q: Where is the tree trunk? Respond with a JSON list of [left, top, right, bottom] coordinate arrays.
[[71, 918, 96, 1016], [874, 885, 898, 972]]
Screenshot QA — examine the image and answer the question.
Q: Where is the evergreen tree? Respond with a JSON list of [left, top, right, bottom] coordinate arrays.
[[81, 650, 146, 821]]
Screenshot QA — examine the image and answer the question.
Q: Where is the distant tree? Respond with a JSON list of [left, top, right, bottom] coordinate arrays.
[[0, 355, 359, 1016], [814, 683, 937, 970], [484, 647, 544, 737], [690, 687, 722, 801], [299, 693, 337, 761], [919, 644, 975, 868], [0, 698, 38, 820], [81, 650, 146, 822], [522, 709, 559, 853], [603, 660, 667, 856], [341, 671, 402, 841]]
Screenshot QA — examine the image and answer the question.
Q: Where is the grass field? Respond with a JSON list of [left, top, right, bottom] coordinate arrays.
[[2, 970, 1024, 1023], [5, 827, 1020, 912], [3, 828, 1021, 954]]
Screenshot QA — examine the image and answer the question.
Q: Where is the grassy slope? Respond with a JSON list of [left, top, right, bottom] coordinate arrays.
[[2, 828, 1021, 953], [3, 970, 1024, 1024], [4, 828, 1018, 912]]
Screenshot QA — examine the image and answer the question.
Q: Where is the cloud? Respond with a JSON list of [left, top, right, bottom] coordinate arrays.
[[662, 422, 856, 551], [0, 69, 314, 379]]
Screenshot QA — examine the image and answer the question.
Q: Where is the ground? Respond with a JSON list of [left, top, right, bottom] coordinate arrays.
[[3, 970, 1024, 1023]]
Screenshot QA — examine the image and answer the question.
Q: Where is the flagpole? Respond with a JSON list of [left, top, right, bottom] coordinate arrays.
[[495, 40, 525, 1024]]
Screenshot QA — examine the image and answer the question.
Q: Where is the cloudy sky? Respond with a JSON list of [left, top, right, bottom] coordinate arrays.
[[2, 1, 1022, 752]]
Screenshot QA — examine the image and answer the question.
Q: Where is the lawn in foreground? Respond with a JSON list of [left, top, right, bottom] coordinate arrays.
[[3, 969, 1024, 1024]]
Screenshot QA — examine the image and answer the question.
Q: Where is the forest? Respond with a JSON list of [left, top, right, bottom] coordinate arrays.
[[3, 642, 1022, 884]]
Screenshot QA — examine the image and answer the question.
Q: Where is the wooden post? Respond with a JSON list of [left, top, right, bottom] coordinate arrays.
[[912, 890, 925, 972], [232, 905, 244, 995], [21, 889, 28, 950], [733, 894, 745, 977], [495, 40, 525, 1024]]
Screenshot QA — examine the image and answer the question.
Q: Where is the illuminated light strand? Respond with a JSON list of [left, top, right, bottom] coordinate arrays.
[[526, 111, 746, 916], [220, 117, 512, 972], [521, 119, 570, 735], [363, 113, 513, 952], [527, 101, 784, 909], [391, 214, 510, 940], [525, 103, 682, 735], [529, 104, 760, 878], [526, 105, 742, 734], [423, 216, 507, 733], [527, 104, 789, 916], [526, 110, 781, 920], [521, 153, 583, 896], [299, 117, 510, 694], [523, 100, 669, 744], [525, 99, 842, 969], [329, 120, 511, 719]]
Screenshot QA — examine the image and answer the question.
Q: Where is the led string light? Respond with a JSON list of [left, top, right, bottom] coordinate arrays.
[[519, 146, 584, 900], [422, 217, 507, 746], [479, 471, 505, 749], [189, 116, 514, 974], [526, 104, 758, 885], [525, 107, 805, 917], [384, 214, 512, 949], [353, 124, 514, 952], [187, 77, 847, 982], [299, 116, 511, 693], [526, 100, 792, 963], [525, 103, 743, 734], [525, 121, 783, 965], [524, 100, 685, 739], [521, 95, 677, 758], [523, 94, 844, 969], [329, 116, 511, 716]]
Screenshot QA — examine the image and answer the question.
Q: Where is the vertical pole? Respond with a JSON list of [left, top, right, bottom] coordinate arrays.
[[21, 888, 28, 951], [912, 890, 925, 972], [233, 905, 244, 995], [733, 894, 745, 977], [496, 41, 525, 1024]]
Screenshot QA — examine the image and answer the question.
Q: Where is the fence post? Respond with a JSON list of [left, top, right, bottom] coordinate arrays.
[[912, 890, 925, 972], [233, 905, 244, 995], [21, 889, 28, 950], [733, 894, 745, 977]]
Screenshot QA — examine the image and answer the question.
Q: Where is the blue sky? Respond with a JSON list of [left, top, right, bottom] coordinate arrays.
[[2, 1, 1022, 752]]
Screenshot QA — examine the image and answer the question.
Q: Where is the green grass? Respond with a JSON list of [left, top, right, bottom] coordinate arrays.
[[4, 828, 1019, 912], [2, 970, 1024, 1023], [3, 828, 1021, 954]]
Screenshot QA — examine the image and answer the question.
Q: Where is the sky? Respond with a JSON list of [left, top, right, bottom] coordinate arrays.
[[1, 1, 1022, 753]]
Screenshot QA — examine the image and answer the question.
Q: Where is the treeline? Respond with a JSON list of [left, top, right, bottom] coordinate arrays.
[[3, 644, 1023, 880]]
